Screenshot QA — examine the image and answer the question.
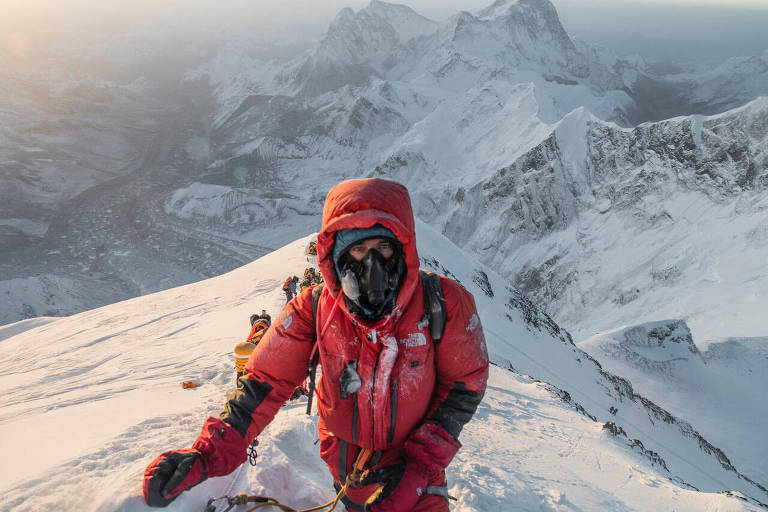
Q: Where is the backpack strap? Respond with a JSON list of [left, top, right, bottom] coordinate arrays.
[[420, 270, 447, 342], [305, 283, 325, 415]]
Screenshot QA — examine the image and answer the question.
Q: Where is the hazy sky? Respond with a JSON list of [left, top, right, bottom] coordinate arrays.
[[2, 0, 767, 65]]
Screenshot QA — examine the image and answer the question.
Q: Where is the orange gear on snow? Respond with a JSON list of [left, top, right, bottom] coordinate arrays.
[[235, 319, 270, 373], [248, 320, 269, 340], [234, 342, 257, 374]]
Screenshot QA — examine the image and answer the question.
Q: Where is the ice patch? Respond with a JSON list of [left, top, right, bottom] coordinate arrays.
[[467, 313, 480, 332]]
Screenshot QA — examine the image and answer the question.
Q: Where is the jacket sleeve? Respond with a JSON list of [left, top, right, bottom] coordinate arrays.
[[192, 286, 317, 477], [425, 277, 489, 440], [402, 277, 488, 478]]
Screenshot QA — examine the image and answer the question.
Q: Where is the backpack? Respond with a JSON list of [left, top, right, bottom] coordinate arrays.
[[245, 318, 270, 344], [283, 277, 293, 291], [304, 270, 446, 415]]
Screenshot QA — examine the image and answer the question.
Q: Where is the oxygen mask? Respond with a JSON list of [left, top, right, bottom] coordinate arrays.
[[339, 245, 404, 319]]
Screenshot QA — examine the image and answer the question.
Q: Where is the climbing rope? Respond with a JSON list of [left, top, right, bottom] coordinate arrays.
[[205, 449, 373, 512]]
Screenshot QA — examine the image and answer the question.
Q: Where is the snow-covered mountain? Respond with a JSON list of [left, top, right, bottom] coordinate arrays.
[[445, 97, 768, 342], [2, 0, 768, 344], [287, 0, 438, 96], [579, 320, 768, 487], [663, 50, 768, 117], [184, 16, 768, 344], [2, 228, 767, 511], [214, 0, 641, 126]]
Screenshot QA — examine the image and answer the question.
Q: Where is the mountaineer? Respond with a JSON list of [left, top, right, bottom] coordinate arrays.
[[143, 178, 489, 511], [283, 275, 298, 303], [233, 311, 271, 385]]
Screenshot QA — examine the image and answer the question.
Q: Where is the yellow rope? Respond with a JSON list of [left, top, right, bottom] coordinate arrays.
[[242, 449, 373, 512]]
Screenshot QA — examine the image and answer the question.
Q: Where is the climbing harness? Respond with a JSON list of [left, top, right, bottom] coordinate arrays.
[[204, 449, 373, 512]]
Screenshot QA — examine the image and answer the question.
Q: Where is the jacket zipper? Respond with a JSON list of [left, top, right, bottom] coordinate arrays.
[[369, 329, 380, 445], [351, 395, 359, 444], [387, 379, 398, 444]]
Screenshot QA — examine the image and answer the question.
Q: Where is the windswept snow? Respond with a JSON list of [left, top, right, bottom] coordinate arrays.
[[1, 228, 766, 511]]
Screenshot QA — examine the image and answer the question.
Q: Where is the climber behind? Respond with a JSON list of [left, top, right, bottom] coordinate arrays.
[[308, 267, 323, 285], [250, 309, 271, 328], [299, 274, 312, 294], [233, 311, 272, 385], [143, 178, 489, 511], [283, 275, 298, 303]]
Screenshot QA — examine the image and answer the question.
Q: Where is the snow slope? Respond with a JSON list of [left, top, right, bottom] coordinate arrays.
[[579, 321, 768, 487], [2, 226, 766, 511]]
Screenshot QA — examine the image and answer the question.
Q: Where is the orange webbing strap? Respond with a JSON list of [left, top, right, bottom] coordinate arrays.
[[243, 449, 374, 512]]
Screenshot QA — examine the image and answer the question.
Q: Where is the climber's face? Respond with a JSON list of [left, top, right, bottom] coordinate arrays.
[[346, 238, 394, 261]]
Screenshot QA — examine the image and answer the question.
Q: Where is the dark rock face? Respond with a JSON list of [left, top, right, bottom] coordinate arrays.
[[504, 284, 573, 346], [473, 269, 494, 298], [478, 134, 576, 240], [603, 421, 670, 472]]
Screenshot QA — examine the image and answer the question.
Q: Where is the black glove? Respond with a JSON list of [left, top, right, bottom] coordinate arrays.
[[358, 463, 428, 512], [143, 449, 207, 507]]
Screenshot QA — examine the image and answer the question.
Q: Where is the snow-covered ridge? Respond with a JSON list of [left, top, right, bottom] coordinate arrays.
[[2, 227, 768, 510], [580, 321, 768, 487], [442, 96, 768, 341]]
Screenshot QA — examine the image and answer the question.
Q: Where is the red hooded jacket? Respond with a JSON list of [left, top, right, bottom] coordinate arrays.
[[190, 179, 489, 506]]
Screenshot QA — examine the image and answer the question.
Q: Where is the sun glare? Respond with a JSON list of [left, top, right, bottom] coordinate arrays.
[[6, 33, 31, 59]]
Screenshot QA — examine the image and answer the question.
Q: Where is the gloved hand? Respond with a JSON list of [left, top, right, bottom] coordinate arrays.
[[360, 462, 428, 512], [143, 448, 207, 507], [361, 422, 461, 512]]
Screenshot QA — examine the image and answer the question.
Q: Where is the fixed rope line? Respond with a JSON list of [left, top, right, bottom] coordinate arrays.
[[206, 449, 373, 512]]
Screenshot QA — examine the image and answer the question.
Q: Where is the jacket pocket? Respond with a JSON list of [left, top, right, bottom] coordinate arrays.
[[318, 352, 346, 411], [402, 342, 430, 370]]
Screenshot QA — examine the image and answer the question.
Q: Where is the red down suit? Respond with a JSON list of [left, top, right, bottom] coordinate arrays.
[[191, 179, 489, 509]]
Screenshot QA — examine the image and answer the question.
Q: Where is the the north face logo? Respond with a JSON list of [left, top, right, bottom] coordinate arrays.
[[400, 332, 427, 347]]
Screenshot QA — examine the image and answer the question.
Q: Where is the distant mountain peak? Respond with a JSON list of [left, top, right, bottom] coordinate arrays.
[[329, 0, 437, 42], [579, 320, 704, 380], [477, 0, 558, 19], [366, 0, 418, 13], [296, 1, 438, 96]]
